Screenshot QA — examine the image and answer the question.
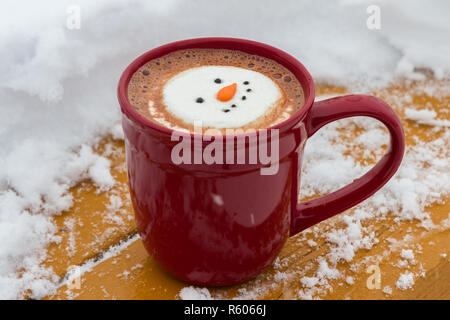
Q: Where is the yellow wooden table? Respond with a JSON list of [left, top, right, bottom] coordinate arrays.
[[45, 81, 449, 300]]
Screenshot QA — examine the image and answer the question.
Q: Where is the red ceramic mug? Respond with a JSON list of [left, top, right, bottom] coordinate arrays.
[[118, 37, 405, 286]]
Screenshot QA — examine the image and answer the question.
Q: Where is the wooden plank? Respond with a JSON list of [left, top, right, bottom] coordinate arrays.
[[48, 204, 449, 300]]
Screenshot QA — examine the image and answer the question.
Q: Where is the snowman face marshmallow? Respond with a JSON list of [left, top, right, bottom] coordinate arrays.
[[162, 66, 283, 128]]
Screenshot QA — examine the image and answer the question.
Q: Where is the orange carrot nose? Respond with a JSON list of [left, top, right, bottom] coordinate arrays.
[[217, 83, 237, 102]]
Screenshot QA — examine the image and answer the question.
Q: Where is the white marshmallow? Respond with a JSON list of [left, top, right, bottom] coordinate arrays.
[[162, 66, 282, 128]]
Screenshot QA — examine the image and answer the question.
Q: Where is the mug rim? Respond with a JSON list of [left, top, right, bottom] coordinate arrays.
[[117, 37, 316, 137]]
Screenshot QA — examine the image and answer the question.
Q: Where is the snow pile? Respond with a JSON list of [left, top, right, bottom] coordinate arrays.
[[298, 260, 341, 300], [396, 271, 415, 290], [326, 215, 377, 264], [405, 108, 450, 127], [179, 287, 213, 300], [0, 0, 449, 299], [400, 249, 415, 262]]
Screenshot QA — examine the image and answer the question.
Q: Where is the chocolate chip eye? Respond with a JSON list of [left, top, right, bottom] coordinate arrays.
[[214, 78, 222, 84], [243, 81, 249, 85], [196, 97, 204, 103], [242, 96, 246, 100], [246, 88, 252, 92]]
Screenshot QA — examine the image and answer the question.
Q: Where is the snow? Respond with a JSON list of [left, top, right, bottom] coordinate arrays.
[[61, 234, 139, 297], [396, 272, 415, 290], [307, 239, 318, 247], [405, 108, 450, 127], [301, 276, 320, 288], [296, 259, 343, 300], [400, 249, 415, 262], [179, 287, 213, 300], [382, 286, 392, 295], [0, 0, 449, 299], [316, 260, 341, 280], [326, 215, 376, 264], [345, 276, 354, 285]]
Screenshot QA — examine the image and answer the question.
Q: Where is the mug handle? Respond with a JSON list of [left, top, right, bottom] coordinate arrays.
[[290, 95, 405, 236]]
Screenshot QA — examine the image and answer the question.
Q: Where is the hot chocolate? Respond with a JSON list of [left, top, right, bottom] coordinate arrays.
[[127, 48, 305, 132]]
